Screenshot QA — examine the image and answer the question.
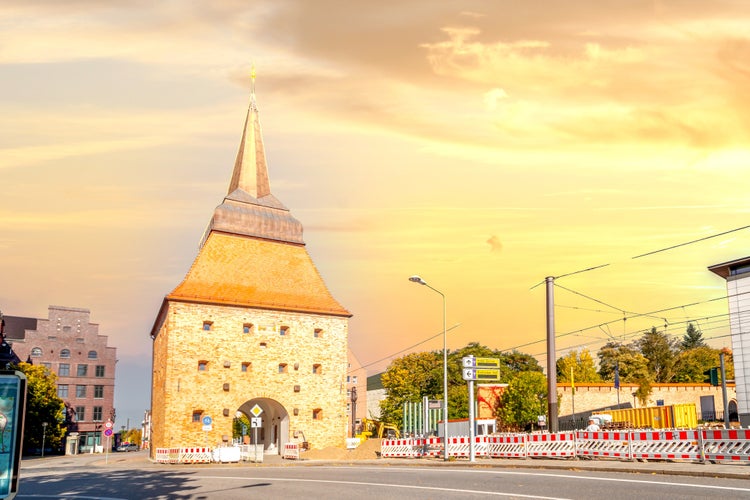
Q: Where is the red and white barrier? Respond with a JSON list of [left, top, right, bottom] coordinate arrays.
[[180, 447, 212, 464], [421, 437, 443, 457], [702, 429, 750, 462], [446, 436, 488, 457], [527, 431, 576, 458], [575, 431, 631, 459], [381, 438, 420, 458], [486, 434, 527, 458], [283, 443, 300, 460], [629, 430, 700, 461]]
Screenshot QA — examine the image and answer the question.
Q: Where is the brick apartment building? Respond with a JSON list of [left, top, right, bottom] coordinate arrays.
[[4, 305, 117, 453]]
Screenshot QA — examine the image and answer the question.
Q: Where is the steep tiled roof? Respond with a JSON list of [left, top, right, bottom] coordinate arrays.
[[168, 232, 351, 317]]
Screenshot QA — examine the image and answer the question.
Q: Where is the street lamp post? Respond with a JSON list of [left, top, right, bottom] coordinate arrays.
[[409, 275, 449, 461], [41, 422, 48, 457]]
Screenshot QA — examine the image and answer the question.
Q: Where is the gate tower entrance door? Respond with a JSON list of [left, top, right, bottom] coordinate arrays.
[[237, 398, 289, 454]]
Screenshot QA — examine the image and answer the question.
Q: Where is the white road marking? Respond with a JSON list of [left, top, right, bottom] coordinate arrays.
[[313, 466, 750, 493], [197, 475, 569, 499]]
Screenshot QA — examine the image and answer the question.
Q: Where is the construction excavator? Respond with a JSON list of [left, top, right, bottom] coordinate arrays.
[[356, 418, 400, 440]]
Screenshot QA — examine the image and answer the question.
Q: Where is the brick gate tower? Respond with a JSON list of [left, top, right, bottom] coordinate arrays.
[[149, 80, 351, 455]]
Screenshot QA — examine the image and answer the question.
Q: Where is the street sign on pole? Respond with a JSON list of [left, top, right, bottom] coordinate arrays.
[[202, 415, 212, 431], [462, 356, 500, 368], [462, 368, 501, 381]]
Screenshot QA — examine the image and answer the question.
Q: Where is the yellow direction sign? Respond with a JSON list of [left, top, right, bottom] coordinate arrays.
[[462, 356, 501, 368], [462, 368, 501, 381]]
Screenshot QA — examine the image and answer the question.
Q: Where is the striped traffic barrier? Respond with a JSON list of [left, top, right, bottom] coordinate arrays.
[[702, 428, 750, 462], [380, 438, 419, 458], [179, 446, 212, 464], [576, 430, 632, 459], [446, 436, 488, 458], [486, 434, 527, 458], [527, 432, 576, 458], [283, 443, 300, 460], [629, 430, 701, 461]]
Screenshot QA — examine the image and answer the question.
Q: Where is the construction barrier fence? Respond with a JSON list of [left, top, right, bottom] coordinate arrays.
[[380, 428, 750, 464]]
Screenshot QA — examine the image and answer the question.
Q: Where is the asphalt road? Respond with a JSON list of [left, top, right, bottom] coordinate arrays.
[[17, 452, 750, 499]]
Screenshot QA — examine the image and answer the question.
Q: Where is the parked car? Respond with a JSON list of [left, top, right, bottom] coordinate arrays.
[[117, 443, 139, 452]]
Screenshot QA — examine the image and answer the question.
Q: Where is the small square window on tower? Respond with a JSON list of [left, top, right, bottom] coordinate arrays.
[[192, 411, 203, 423], [198, 361, 208, 371], [313, 408, 323, 420], [279, 326, 289, 336], [241, 362, 251, 373], [278, 363, 288, 374], [203, 321, 213, 331], [312, 364, 322, 375], [243, 323, 254, 334], [314, 328, 322, 338]]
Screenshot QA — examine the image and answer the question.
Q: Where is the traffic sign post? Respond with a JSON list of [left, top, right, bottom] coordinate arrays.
[[461, 357, 502, 463]]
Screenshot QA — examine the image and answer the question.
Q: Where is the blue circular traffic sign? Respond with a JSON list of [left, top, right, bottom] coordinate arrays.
[[202, 416, 212, 426]]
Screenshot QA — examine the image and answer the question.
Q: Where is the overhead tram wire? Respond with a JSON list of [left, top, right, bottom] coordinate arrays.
[[498, 290, 750, 355], [529, 224, 750, 289], [632, 224, 750, 259], [348, 323, 461, 374]]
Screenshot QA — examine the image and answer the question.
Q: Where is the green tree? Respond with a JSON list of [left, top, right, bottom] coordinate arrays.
[[597, 341, 653, 404], [379, 342, 543, 425], [379, 351, 442, 425], [556, 349, 602, 383], [681, 323, 706, 351], [14, 362, 66, 453], [635, 327, 678, 383], [496, 371, 547, 431], [597, 342, 650, 382]]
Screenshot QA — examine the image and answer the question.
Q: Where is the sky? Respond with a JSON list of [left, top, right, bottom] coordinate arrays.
[[2, 0, 749, 429]]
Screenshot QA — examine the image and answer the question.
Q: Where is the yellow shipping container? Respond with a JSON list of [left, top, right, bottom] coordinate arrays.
[[594, 403, 697, 429]]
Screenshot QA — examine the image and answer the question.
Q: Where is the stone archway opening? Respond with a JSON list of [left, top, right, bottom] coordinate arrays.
[[236, 398, 289, 455]]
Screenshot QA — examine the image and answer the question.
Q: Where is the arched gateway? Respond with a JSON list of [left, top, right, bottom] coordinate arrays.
[[149, 80, 351, 456], [236, 398, 290, 453]]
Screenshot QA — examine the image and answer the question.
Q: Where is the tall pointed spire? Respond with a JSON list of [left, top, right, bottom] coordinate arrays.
[[200, 67, 304, 248], [227, 65, 271, 198]]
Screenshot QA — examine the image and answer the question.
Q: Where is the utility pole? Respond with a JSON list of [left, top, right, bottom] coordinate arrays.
[[545, 276, 558, 432]]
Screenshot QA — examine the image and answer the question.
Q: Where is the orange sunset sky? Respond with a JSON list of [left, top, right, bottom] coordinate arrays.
[[1, 1, 749, 427]]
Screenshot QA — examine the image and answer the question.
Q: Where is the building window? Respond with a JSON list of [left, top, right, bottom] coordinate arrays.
[[41, 362, 52, 371], [241, 362, 251, 373], [278, 363, 288, 374], [346, 375, 350, 383], [259, 342, 267, 349], [203, 321, 213, 331], [192, 411, 202, 422], [88, 350, 97, 359], [75, 406, 85, 422], [94, 385, 104, 398], [93, 406, 103, 421], [76, 385, 87, 398], [243, 323, 254, 334], [347, 390, 351, 399], [58, 384, 69, 398], [314, 328, 322, 338], [63, 326, 71, 332], [352, 376, 358, 384], [313, 408, 323, 420], [76, 338, 84, 343], [60, 349, 71, 358], [95, 365, 105, 378], [77, 364, 88, 377], [31, 347, 43, 357], [313, 364, 322, 375], [347, 403, 351, 413], [198, 361, 208, 371], [279, 326, 289, 336], [59, 363, 70, 377]]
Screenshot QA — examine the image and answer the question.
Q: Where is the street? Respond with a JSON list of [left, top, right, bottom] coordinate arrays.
[[17, 453, 750, 499]]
